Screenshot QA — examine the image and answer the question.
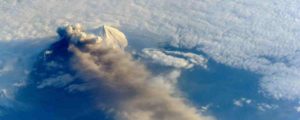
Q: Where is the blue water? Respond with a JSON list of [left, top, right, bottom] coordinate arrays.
[[179, 55, 300, 120]]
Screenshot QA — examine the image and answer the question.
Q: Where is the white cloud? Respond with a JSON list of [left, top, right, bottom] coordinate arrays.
[[142, 48, 193, 69], [164, 50, 208, 69], [0, 88, 14, 108], [232, 98, 280, 112], [0, 89, 8, 98], [295, 106, 300, 112], [257, 103, 278, 112], [171, 1, 300, 100], [233, 100, 243, 107], [12, 80, 26, 87], [37, 74, 74, 89], [0, 60, 14, 76], [142, 48, 207, 69], [67, 84, 92, 92], [233, 98, 252, 107], [200, 104, 213, 112]]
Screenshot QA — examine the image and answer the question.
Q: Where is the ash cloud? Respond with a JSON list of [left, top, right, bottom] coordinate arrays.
[[57, 24, 213, 120]]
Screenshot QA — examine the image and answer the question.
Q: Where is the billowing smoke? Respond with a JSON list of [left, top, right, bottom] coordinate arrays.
[[56, 24, 213, 120]]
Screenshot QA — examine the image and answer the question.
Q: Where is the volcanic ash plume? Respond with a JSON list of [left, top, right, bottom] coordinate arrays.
[[57, 24, 213, 120]]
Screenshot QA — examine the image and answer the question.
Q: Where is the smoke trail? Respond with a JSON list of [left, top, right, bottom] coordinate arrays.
[[58, 24, 213, 120]]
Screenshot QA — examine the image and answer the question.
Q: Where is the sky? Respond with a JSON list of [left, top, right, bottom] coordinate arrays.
[[0, 0, 300, 120]]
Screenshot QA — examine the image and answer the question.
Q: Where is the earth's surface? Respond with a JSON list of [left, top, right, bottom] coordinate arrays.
[[0, 0, 300, 120]]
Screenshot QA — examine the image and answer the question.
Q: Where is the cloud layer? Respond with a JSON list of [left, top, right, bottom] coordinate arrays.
[[142, 48, 207, 69]]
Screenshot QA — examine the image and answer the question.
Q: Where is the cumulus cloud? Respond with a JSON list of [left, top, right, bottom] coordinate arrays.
[[233, 98, 252, 107], [257, 103, 278, 112], [199, 104, 213, 112], [0, 89, 9, 98], [142, 48, 207, 69], [55, 24, 213, 120], [167, 0, 300, 100]]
